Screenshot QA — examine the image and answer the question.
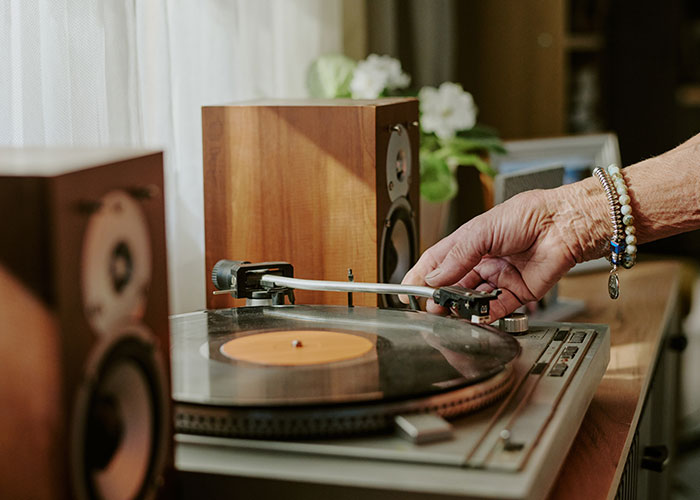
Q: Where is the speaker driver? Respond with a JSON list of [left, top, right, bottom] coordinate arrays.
[[81, 190, 152, 336], [72, 327, 168, 500], [385, 124, 412, 202], [379, 197, 418, 308]]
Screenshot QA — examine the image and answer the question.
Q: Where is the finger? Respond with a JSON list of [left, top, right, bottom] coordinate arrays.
[[399, 252, 439, 303], [401, 232, 460, 286], [423, 222, 491, 288], [475, 282, 495, 293], [485, 288, 526, 321], [457, 269, 485, 289], [400, 232, 468, 304], [425, 298, 449, 315], [472, 258, 536, 304], [402, 260, 482, 305], [400, 248, 442, 295]]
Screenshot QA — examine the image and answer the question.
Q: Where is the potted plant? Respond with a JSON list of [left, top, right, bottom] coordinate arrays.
[[307, 54, 504, 249]]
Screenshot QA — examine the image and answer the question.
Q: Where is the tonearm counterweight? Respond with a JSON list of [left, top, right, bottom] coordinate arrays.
[[210, 260, 501, 324]]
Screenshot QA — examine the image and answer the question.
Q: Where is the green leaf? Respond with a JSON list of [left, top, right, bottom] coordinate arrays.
[[449, 153, 498, 177], [418, 130, 438, 148], [387, 88, 418, 97], [306, 54, 356, 98], [420, 151, 458, 203], [443, 135, 506, 155]]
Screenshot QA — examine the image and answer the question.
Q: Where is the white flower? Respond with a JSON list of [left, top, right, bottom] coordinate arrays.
[[349, 67, 386, 99], [419, 82, 477, 140], [350, 54, 410, 99]]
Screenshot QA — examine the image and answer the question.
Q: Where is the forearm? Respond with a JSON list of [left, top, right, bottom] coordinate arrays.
[[553, 133, 700, 263]]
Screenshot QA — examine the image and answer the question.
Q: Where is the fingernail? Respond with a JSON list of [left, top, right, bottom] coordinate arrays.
[[425, 267, 441, 283]]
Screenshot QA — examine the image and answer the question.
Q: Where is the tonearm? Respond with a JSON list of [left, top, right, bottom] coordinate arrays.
[[210, 260, 501, 324]]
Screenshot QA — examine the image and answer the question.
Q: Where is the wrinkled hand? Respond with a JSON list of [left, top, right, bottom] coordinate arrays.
[[402, 190, 581, 320]]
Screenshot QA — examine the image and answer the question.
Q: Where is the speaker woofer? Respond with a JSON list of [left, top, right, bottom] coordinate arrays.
[[379, 197, 418, 308], [72, 328, 168, 500]]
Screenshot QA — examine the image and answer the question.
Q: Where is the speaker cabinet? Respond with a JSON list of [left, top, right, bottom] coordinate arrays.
[[203, 98, 420, 308], [0, 149, 171, 500]]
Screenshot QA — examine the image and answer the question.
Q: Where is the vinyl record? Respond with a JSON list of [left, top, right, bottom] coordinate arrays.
[[171, 305, 520, 407]]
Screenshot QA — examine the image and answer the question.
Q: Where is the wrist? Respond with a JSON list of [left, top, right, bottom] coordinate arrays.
[[548, 176, 610, 263]]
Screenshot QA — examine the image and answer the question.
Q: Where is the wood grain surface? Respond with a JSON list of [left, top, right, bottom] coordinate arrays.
[[202, 99, 419, 309], [549, 260, 682, 499]]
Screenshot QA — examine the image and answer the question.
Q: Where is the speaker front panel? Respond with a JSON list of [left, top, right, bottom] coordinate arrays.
[[55, 157, 171, 500], [375, 101, 420, 308], [379, 197, 419, 308]]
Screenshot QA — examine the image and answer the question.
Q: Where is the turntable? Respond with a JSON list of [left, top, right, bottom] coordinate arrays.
[[172, 261, 610, 500]]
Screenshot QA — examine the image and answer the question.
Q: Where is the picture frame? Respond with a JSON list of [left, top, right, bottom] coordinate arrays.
[[492, 133, 622, 185]]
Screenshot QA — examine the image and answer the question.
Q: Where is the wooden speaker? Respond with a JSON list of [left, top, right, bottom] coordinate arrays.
[[0, 149, 171, 500], [203, 98, 420, 308]]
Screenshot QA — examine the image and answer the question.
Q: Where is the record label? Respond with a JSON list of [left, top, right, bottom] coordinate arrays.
[[220, 329, 374, 366]]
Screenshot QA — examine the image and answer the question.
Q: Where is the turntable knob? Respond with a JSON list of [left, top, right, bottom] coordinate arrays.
[[499, 313, 529, 335], [212, 259, 239, 290]]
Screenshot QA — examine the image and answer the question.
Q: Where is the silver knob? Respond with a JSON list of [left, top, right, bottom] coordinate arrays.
[[499, 312, 529, 334]]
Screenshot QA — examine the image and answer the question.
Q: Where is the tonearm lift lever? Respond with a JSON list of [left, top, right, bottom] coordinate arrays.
[[211, 260, 501, 324]]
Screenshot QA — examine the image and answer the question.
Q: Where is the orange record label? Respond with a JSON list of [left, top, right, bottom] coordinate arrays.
[[220, 329, 374, 366]]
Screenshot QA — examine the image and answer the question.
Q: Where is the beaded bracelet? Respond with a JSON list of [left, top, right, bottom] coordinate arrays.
[[607, 164, 638, 269], [592, 164, 636, 299]]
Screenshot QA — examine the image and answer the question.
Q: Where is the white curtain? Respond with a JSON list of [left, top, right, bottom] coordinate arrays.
[[0, 0, 343, 313]]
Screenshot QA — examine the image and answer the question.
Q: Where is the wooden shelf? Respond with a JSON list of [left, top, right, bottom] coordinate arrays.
[[549, 259, 682, 499]]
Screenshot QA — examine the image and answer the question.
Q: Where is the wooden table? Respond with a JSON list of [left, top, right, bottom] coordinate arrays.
[[549, 260, 683, 499]]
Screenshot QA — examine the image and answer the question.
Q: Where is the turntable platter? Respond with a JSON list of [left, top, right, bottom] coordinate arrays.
[[171, 305, 520, 438], [171, 305, 519, 406]]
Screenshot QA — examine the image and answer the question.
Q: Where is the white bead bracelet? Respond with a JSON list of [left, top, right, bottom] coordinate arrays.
[[606, 164, 637, 269], [593, 165, 637, 300]]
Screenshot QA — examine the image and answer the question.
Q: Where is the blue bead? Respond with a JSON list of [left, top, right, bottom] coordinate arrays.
[[610, 240, 625, 253]]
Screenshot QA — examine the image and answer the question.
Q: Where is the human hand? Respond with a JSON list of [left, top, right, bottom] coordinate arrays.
[[403, 185, 606, 320]]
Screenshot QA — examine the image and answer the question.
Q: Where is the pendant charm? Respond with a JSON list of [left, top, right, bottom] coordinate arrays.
[[608, 271, 620, 299]]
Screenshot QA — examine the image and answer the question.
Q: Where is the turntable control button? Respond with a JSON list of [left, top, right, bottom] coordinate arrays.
[[570, 331, 586, 343], [549, 363, 568, 377], [530, 362, 548, 375], [394, 414, 454, 444], [562, 346, 579, 357], [553, 329, 569, 341]]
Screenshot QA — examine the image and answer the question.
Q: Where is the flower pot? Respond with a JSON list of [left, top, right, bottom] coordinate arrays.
[[419, 166, 495, 253], [444, 165, 494, 235], [419, 198, 451, 253]]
